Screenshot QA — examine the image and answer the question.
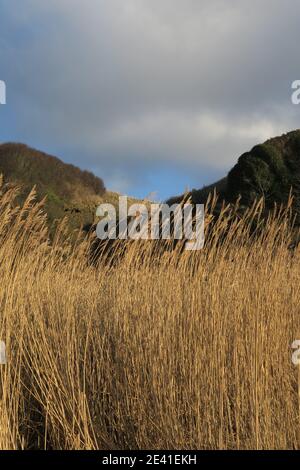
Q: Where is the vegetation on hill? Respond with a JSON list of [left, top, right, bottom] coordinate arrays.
[[167, 177, 227, 206], [227, 130, 300, 206], [168, 130, 300, 218], [0, 143, 106, 232]]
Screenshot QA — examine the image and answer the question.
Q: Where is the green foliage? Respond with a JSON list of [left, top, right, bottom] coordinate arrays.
[[226, 131, 300, 207], [252, 144, 287, 180], [0, 143, 105, 199], [227, 153, 273, 204], [0, 143, 106, 233], [290, 131, 300, 153], [167, 130, 300, 220]]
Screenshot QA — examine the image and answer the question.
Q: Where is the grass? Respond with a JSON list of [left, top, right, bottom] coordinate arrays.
[[0, 184, 300, 450]]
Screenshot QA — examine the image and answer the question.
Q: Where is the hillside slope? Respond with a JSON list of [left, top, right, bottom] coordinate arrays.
[[168, 130, 300, 212], [0, 143, 106, 232], [227, 130, 300, 206]]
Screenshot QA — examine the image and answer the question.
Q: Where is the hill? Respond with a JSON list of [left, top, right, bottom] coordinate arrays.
[[167, 130, 300, 213], [227, 130, 300, 207], [0, 143, 106, 232]]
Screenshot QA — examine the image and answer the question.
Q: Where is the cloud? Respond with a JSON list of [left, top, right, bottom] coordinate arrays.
[[0, 0, 300, 197]]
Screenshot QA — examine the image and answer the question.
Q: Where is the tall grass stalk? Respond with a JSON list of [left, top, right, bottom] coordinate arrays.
[[0, 184, 299, 449]]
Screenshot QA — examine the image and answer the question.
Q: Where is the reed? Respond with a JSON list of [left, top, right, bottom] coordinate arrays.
[[0, 184, 299, 449]]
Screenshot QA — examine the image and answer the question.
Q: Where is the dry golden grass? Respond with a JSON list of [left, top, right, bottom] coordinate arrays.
[[0, 184, 300, 450]]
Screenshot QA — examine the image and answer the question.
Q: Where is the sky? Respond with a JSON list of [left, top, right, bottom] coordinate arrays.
[[0, 0, 300, 200]]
